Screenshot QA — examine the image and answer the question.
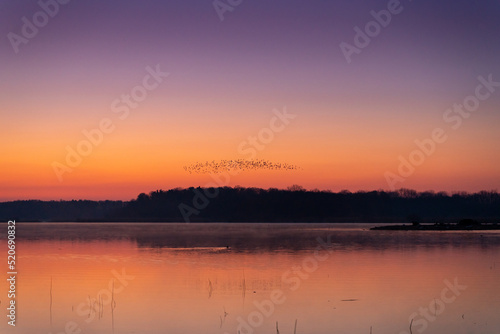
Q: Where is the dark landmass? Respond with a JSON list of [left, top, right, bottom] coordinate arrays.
[[0, 187, 499, 223], [0, 200, 125, 222], [371, 219, 500, 230]]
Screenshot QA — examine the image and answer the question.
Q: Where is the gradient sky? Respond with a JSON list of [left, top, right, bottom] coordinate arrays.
[[1, 0, 499, 200]]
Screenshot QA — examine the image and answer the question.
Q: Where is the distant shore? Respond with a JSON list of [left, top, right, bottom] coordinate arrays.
[[371, 219, 500, 231], [1, 188, 500, 223]]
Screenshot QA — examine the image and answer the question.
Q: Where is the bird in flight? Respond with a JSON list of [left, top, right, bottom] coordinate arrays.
[[183, 159, 302, 174]]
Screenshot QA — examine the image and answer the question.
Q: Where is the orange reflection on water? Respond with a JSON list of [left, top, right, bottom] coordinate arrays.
[[0, 227, 499, 334]]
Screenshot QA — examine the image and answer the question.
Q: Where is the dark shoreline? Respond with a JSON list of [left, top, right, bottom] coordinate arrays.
[[371, 220, 500, 231]]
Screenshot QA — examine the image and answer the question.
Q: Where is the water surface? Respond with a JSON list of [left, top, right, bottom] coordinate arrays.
[[1, 223, 499, 334]]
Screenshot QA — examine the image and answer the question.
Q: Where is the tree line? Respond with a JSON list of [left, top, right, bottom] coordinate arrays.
[[1, 187, 498, 223]]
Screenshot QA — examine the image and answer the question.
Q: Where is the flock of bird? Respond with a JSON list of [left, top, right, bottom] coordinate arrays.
[[183, 159, 302, 174]]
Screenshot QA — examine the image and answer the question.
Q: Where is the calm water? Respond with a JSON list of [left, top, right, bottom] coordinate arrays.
[[1, 223, 499, 334]]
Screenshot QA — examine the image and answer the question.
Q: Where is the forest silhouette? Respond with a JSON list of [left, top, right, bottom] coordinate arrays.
[[1, 187, 499, 223]]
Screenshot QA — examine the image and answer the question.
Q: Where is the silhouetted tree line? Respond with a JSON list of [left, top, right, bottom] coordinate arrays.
[[116, 187, 500, 223], [1, 188, 499, 222], [0, 200, 124, 222]]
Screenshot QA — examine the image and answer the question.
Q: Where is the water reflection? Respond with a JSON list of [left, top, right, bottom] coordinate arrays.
[[0, 223, 498, 334], [14, 222, 500, 251]]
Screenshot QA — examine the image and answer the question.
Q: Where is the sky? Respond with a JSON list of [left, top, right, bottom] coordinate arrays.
[[1, 0, 499, 200]]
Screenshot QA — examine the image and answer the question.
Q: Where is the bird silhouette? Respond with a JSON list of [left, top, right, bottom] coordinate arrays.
[[183, 159, 302, 174]]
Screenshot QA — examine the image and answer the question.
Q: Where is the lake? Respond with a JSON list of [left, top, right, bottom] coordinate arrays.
[[0, 223, 499, 334]]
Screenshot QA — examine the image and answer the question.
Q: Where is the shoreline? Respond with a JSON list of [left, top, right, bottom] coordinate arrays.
[[371, 220, 500, 231]]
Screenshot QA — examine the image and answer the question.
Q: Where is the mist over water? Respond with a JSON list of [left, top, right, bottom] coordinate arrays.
[[1, 223, 499, 334]]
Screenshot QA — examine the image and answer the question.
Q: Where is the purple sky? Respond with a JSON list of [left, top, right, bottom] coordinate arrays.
[[1, 0, 500, 199]]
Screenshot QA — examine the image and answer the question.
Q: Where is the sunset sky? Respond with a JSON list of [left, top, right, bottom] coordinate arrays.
[[1, 0, 499, 200]]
